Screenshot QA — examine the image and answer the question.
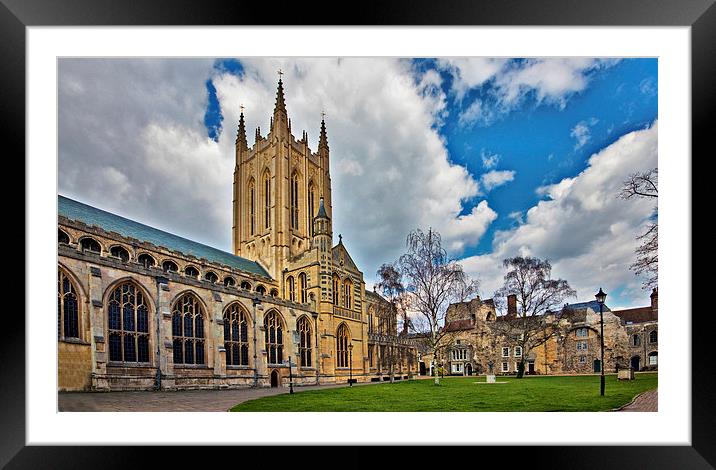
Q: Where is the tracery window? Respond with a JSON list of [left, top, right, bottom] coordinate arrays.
[[138, 253, 155, 268], [649, 330, 657, 343], [224, 276, 236, 288], [80, 237, 101, 253], [204, 271, 218, 283], [248, 178, 256, 236], [110, 245, 130, 262], [286, 276, 296, 302], [256, 285, 266, 296], [107, 281, 150, 363], [240, 280, 251, 290], [576, 328, 588, 337], [299, 273, 307, 304], [264, 311, 284, 365], [162, 260, 178, 273], [297, 316, 312, 367], [290, 171, 299, 230], [171, 293, 205, 365], [263, 171, 271, 230], [223, 303, 249, 366], [270, 288, 279, 297], [632, 334, 641, 347], [336, 324, 350, 368], [58, 269, 80, 339], [58, 229, 70, 244]]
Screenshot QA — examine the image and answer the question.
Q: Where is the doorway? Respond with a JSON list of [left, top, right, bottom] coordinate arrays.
[[528, 362, 535, 375], [465, 363, 472, 376], [419, 361, 426, 376], [270, 369, 280, 388], [593, 359, 601, 373], [631, 356, 641, 371]]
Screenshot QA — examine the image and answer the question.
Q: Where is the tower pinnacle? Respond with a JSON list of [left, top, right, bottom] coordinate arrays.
[[274, 73, 287, 115], [235, 107, 248, 151], [319, 112, 328, 150]]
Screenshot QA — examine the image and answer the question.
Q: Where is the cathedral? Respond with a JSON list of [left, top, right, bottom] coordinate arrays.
[[57, 78, 417, 391]]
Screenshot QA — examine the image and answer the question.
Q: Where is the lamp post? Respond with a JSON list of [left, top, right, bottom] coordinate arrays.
[[595, 287, 607, 396], [288, 356, 294, 394], [252, 296, 261, 388], [348, 343, 354, 387]]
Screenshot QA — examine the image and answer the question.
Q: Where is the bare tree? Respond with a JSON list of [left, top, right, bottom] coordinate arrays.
[[619, 168, 658, 289], [494, 256, 576, 378], [388, 228, 479, 385]]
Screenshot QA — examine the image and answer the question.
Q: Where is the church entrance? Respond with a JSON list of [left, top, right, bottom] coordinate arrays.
[[270, 369, 280, 388], [631, 356, 641, 371], [465, 363, 472, 376]]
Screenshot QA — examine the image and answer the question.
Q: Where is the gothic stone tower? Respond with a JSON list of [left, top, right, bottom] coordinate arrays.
[[232, 77, 333, 287]]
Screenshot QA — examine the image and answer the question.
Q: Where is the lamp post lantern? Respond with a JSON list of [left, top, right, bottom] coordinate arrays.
[[287, 356, 294, 394], [595, 287, 607, 396], [348, 343, 354, 387]]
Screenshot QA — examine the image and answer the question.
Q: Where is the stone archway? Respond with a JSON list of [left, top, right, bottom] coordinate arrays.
[[631, 356, 641, 371], [270, 369, 280, 388]]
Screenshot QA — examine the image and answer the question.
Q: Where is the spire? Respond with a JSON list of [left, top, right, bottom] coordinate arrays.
[[274, 72, 287, 115], [318, 112, 328, 150], [235, 107, 248, 151]]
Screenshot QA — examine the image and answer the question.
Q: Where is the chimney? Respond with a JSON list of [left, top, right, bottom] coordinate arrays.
[[507, 294, 517, 318], [650, 287, 658, 313]]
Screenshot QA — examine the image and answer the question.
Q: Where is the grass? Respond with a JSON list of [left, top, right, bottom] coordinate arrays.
[[229, 372, 657, 412]]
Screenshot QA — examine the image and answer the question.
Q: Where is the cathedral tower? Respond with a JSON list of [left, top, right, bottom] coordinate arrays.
[[232, 76, 333, 282]]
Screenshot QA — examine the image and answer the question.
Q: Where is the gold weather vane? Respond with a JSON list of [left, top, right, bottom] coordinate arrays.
[[240, 104, 245, 113], [277, 69, 284, 80], [321, 110, 326, 120]]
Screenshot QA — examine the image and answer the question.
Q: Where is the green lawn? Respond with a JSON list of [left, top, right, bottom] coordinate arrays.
[[230, 373, 657, 412]]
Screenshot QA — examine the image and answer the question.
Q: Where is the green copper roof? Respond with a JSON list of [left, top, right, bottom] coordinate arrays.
[[58, 195, 271, 278]]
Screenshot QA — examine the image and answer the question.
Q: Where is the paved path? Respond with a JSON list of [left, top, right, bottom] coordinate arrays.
[[59, 382, 368, 412], [618, 389, 658, 412]]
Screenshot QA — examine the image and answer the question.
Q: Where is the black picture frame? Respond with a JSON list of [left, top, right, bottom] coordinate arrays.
[[5, 0, 713, 466]]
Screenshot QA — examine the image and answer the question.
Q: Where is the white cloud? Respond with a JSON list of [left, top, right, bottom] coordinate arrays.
[[59, 58, 497, 281], [461, 122, 658, 308], [443, 58, 619, 127], [571, 117, 599, 150], [480, 170, 516, 192], [481, 150, 500, 169]]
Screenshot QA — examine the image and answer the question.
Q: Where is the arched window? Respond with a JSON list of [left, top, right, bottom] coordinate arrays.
[[336, 324, 350, 368], [298, 316, 312, 367], [264, 311, 283, 365], [138, 253, 155, 268], [632, 334, 641, 347], [270, 288, 279, 297], [110, 245, 130, 262], [58, 229, 70, 244], [240, 280, 251, 290], [80, 237, 101, 254], [308, 182, 316, 236], [333, 275, 340, 305], [171, 293, 205, 365], [256, 285, 267, 296], [299, 273, 307, 304], [343, 279, 352, 309], [286, 276, 296, 302], [58, 269, 80, 339], [224, 276, 236, 288], [184, 266, 199, 278], [248, 178, 256, 236], [649, 330, 657, 343], [263, 171, 271, 230], [648, 351, 658, 365], [204, 271, 218, 283], [290, 171, 299, 230], [367, 308, 373, 333], [224, 303, 249, 366], [107, 281, 150, 363], [162, 260, 178, 273]]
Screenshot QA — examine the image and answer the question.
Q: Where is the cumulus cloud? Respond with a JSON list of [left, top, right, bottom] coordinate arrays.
[[443, 58, 619, 127], [59, 58, 496, 280], [461, 122, 658, 308], [481, 150, 500, 169], [480, 170, 516, 192], [570, 117, 599, 150]]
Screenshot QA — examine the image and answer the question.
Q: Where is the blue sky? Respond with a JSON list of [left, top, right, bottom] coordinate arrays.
[[59, 57, 658, 309]]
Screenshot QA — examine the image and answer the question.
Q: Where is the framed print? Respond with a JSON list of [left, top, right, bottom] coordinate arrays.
[[5, 0, 714, 466]]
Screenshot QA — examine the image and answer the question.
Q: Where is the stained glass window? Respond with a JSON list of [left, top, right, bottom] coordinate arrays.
[[223, 303, 250, 366], [80, 237, 101, 253], [58, 269, 80, 339], [264, 311, 283, 365], [171, 293, 205, 365], [107, 281, 150, 363], [336, 324, 350, 368], [298, 316, 312, 367]]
